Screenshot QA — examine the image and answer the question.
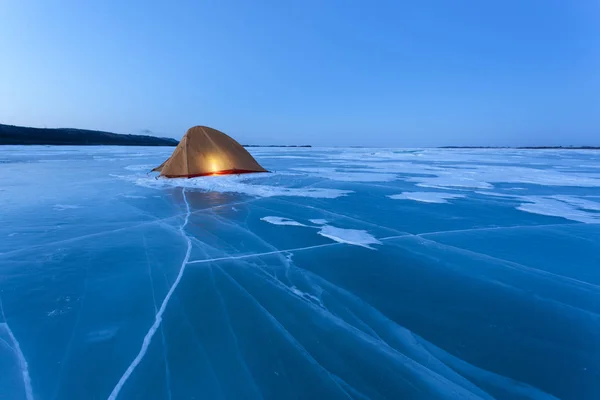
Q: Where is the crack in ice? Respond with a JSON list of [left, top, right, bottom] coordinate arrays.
[[0, 335, 14, 351], [0, 297, 34, 400], [418, 222, 584, 237], [108, 188, 192, 400], [187, 243, 343, 266], [0, 198, 259, 260], [143, 235, 172, 400], [219, 268, 354, 399], [210, 268, 264, 399], [416, 236, 600, 297]]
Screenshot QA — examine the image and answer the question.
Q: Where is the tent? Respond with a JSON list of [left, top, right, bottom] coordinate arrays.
[[152, 126, 268, 178]]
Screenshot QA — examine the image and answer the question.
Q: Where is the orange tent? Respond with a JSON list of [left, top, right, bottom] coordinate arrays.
[[152, 126, 268, 178]]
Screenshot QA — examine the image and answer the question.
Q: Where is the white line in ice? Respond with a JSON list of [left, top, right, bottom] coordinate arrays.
[[187, 242, 342, 266], [108, 188, 192, 400], [0, 298, 34, 400], [142, 235, 172, 400], [418, 222, 583, 237], [1, 198, 259, 259], [187, 233, 421, 267]]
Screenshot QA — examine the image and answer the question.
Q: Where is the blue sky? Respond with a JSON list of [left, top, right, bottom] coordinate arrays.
[[1, 0, 598, 146]]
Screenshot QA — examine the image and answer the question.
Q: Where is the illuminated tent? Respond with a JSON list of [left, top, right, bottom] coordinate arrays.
[[152, 126, 268, 178]]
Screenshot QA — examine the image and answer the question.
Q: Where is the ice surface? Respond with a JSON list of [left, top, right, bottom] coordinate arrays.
[[1, 145, 599, 400], [292, 167, 398, 182], [85, 327, 120, 343], [389, 192, 466, 203]]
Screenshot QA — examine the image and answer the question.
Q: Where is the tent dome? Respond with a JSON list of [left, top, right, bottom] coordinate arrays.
[[152, 126, 267, 178]]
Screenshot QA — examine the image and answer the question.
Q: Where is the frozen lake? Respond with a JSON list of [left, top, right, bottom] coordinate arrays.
[[1, 145, 599, 400]]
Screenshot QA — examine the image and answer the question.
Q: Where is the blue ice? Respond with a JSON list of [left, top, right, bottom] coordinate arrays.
[[0, 145, 599, 399]]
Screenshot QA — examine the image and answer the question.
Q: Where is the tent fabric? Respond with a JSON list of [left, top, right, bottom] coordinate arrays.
[[152, 126, 268, 178]]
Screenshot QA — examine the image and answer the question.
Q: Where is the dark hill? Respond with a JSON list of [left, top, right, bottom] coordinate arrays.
[[0, 124, 179, 146]]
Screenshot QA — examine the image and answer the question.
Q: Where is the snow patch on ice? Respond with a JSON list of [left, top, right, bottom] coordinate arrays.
[[517, 196, 600, 223], [317, 225, 381, 249], [260, 216, 381, 249], [124, 173, 352, 199], [409, 165, 600, 189], [550, 195, 600, 211], [415, 179, 493, 190], [53, 204, 81, 211], [309, 219, 328, 225], [329, 155, 600, 189], [388, 192, 465, 204], [471, 192, 600, 223], [261, 216, 307, 227]]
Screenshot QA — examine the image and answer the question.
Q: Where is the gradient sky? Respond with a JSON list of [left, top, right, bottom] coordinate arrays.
[[1, 1, 599, 146]]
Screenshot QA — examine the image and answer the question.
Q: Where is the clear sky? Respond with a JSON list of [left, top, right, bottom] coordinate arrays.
[[1, 1, 598, 147]]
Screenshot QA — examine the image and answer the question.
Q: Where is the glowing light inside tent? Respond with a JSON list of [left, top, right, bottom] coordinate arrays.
[[206, 155, 220, 174]]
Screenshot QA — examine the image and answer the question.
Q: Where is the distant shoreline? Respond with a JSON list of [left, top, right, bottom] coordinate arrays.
[[0, 123, 311, 147], [0, 123, 178, 146]]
